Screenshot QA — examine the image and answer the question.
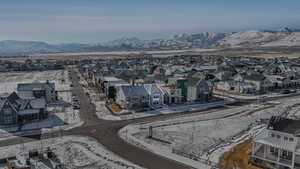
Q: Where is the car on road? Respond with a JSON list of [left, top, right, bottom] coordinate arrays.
[[73, 98, 79, 103], [280, 89, 293, 94], [280, 89, 289, 94], [73, 104, 80, 109]]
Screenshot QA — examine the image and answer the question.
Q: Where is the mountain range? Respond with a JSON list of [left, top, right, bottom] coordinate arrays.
[[1, 27, 300, 54]]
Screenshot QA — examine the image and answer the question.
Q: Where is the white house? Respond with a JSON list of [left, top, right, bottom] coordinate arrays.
[[143, 84, 164, 107], [115, 85, 149, 109], [162, 87, 182, 104], [187, 79, 213, 102], [251, 116, 300, 169]]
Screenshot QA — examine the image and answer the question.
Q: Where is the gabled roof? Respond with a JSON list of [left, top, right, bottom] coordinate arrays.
[[0, 99, 6, 111], [244, 73, 266, 81], [188, 78, 207, 87], [7, 92, 20, 103], [0, 92, 45, 113], [0, 98, 18, 113], [30, 98, 46, 109], [143, 84, 164, 95]]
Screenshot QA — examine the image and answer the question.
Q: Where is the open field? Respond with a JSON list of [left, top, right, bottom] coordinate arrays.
[[0, 70, 70, 94], [120, 96, 300, 169], [0, 136, 143, 169], [1, 46, 300, 61], [0, 48, 217, 61]]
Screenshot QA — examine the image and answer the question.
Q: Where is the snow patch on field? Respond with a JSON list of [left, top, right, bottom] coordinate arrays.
[[0, 136, 144, 169], [120, 97, 300, 168]]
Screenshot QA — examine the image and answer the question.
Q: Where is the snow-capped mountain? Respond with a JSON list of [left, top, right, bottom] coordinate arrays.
[[103, 32, 227, 50], [218, 28, 300, 47], [0, 27, 300, 54]]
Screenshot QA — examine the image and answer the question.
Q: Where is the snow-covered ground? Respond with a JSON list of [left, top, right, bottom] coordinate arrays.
[[219, 30, 300, 47], [0, 136, 144, 169], [0, 70, 70, 94], [120, 96, 300, 169], [0, 70, 83, 139], [215, 89, 300, 100]]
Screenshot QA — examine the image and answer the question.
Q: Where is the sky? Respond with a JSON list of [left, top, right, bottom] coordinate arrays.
[[1, 0, 300, 44]]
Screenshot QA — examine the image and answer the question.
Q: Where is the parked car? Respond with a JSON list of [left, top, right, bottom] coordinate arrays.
[[280, 89, 290, 94], [73, 104, 80, 109]]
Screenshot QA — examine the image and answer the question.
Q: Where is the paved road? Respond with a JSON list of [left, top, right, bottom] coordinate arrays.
[[1, 69, 300, 169]]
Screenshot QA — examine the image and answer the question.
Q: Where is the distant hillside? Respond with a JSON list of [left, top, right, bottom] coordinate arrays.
[[219, 28, 300, 47], [1, 27, 300, 55]]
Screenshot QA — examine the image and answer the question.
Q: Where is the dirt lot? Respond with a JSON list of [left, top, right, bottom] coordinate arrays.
[[218, 140, 260, 169]]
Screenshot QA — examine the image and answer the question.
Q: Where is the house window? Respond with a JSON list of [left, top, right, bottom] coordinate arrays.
[[289, 138, 294, 142], [3, 108, 13, 124], [271, 133, 275, 137], [3, 108, 12, 115], [284, 136, 288, 141], [282, 150, 288, 156], [276, 135, 281, 139], [281, 150, 293, 160]]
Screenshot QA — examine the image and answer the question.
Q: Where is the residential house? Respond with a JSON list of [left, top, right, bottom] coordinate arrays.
[[187, 78, 213, 102], [162, 87, 182, 104], [115, 85, 149, 109], [216, 80, 236, 92], [251, 116, 300, 169], [0, 92, 47, 126], [168, 78, 188, 102], [143, 84, 165, 107], [215, 70, 233, 81], [17, 81, 57, 103], [216, 80, 257, 94], [152, 66, 166, 76], [99, 76, 129, 98], [234, 73, 273, 93]]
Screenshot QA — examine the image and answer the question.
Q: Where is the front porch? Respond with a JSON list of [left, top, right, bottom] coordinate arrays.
[[252, 142, 295, 169]]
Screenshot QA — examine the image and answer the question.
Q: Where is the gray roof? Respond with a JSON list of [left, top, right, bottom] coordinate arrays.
[[268, 116, 300, 134], [241, 73, 266, 81], [17, 82, 55, 91], [0, 99, 6, 111], [0, 92, 45, 113], [120, 86, 148, 97], [188, 78, 206, 87], [17, 109, 40, 116], [30, 98, 46, 109]]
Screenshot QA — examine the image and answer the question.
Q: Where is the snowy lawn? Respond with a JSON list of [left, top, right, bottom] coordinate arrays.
[[0, 70, 71, 95], [0, 136, 144, 169], [120, 97, 300, 169]]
